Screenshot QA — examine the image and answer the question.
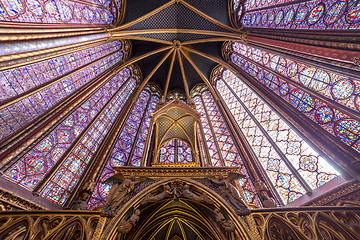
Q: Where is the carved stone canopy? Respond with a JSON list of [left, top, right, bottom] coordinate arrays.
[[149, 99, 201, 164]]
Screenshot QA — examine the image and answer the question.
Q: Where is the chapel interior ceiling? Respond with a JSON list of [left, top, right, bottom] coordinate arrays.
[[111, 0, 245, 96], [129, 199, 222, 240]]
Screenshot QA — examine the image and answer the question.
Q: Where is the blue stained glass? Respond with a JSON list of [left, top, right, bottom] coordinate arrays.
[[241, 0, 360, 29], [191, 85, 262, 207], [159, 139, 176, 164], [334, 119, 360, 144], [216, 68, 339, 204], [325, 1, 347, 25], [316, 106, 334, 124], [289, 89, 315, 112], [284, 8, 295, 25], [0, 41, 124, 142], [0, 33, 107, 57], [130, 94, 160, 166], [275, 10, 284, 25], [40, 76, 137, 205], [347, 1, 360, 23], [2, 67, 133, 193], [0, 0, 115, 24], [331, 80, 355, 100], [177, 140, 193, 163], [87, 86, 160, 210], [228, 41, 360, 153], [308, 3, 325, 25]]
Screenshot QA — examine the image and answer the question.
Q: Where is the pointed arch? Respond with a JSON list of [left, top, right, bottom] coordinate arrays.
[[191, 84, 262, 208], [86, 84, 161, 210]]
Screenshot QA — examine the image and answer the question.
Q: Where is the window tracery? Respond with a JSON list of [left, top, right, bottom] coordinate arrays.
[[191, 85, 262, 207], [227, 42, 360, 153], [0, 41, 126, 142], [0, 0, 120, 25], [214, 67, 339, 204], [40, 71, 137, 205], [239, 0, 360, 30], [87, 85, 160, 210], [2, 66, 135, 205], [159, 139, 193, 164]]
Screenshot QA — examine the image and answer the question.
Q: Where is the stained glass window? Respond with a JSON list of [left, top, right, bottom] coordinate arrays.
[[87, 85, 160, 210], [40, 74, 137, 205], [0, 0, 118, 25], [0, 41, 121, 102], [0, 41, 124, 143], [2, 66, 133, 196], [159, 139, 193, 164], [159, 139, 176, 164], [191, 85, 262, 207], [241, 0, 360, 30], [0, 33, 107, 57], [244, 0, 296, 11], [228, 42, 360, 153], [214, 67, 339, 204]]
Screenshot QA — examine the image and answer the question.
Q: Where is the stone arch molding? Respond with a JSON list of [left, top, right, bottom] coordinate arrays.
[[98, 174, 258, 240]]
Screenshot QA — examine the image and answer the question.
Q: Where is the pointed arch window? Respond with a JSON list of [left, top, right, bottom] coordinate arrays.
[[240, 0, 359, 30], [39, 70, 138, 205], [191, 85, 262, 208], [241, 0, 296, 12], [0, 41, 121, 103], [87, 85, 160, 210], [213, 66, 339, 204], [159, 139, 193, 164], [0, 0, 122, 25], [226, 41, 360, 153], [1, 66, 136, 205], [0, 40, 128, 143]]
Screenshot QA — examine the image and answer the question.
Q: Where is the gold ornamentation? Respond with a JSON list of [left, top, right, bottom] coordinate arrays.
[[0, 212, 100, 239], [113, 166, 241, 178], [306, 178, 360, 206], [101, 175, 147, 218], [0, 189, 43, 210], [152, 162, 199, 167], [251, 207, 360, 240]]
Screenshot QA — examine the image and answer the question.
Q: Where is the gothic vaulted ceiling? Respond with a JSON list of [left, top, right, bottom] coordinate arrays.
[[110, 0, 246, 96]]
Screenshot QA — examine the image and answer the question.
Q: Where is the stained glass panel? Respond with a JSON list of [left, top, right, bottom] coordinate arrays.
[[130, 94, 160, 167], [242, 0, 360, 30], [244, 0, 296, 11], [229, 42, 360, 152], [2, 67, 132, 192], [192, 86, 262, 207], [177, 140, 192, 163], [158, 139, 193, 164], [217, 69, 338, 198], [159, 139, 176, 164], [193, 95, 222, 167], [87, 86, 160, 210], [0, 0, 116, 24], [0, 33, 107, 57], [0, 41, 121, 102], [40, 77, 136, 205], [0, 45, 123, 142]]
